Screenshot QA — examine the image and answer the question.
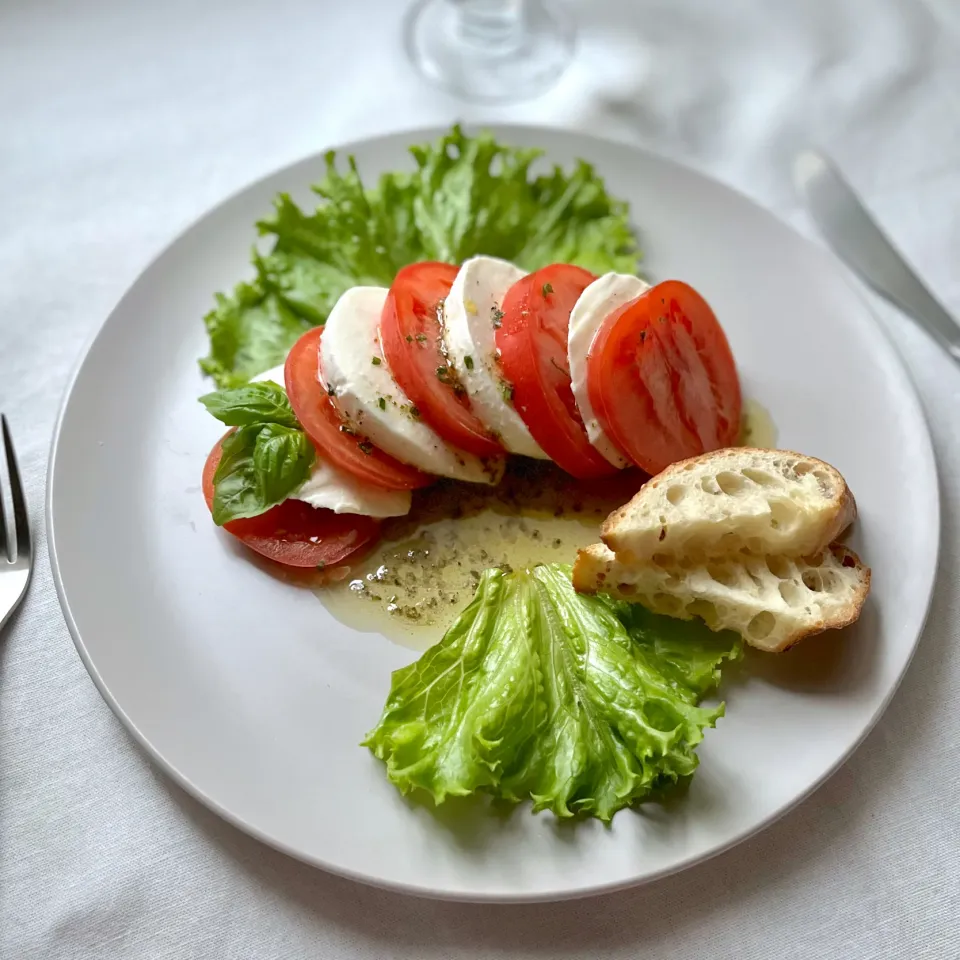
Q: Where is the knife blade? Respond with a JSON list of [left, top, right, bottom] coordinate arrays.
[[793, 149, 960, 364]]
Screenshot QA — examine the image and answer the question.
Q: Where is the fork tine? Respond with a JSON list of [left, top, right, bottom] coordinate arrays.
[[0, 427, 7, 562], [2, 416, 30, 561]]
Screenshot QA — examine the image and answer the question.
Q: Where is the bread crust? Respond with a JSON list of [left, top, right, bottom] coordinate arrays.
[[578, 448, 869, 653], [601, 447, 857, 563]]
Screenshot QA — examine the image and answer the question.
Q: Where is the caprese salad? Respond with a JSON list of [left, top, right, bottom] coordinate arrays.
[[200, 255, 741, 571]]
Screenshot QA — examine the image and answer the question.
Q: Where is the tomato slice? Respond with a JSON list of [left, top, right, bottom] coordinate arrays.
[[202, 434, 380, 568], [495, 264, 618, 480], [285, 327, 433, 491], [380, 262, 503, 458], [587, 280, 741, 475]]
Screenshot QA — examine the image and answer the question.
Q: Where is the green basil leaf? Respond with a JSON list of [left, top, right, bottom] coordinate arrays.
[[210, 423, 314, 525], [252, 424, 314, 506], [199, 381, 298, 428], [210, 425, 263, 525]]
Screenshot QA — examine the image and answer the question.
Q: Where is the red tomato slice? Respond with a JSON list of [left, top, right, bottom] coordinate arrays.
[[202, 434, 380, 568], [285, 327, 433, 491], [587, 280, 741, 475], [380, 262, 504, 458], [495, 264, 618, 480]]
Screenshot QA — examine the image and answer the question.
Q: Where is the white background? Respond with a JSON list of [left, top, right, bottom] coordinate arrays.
[[2, 0, 959, 956]]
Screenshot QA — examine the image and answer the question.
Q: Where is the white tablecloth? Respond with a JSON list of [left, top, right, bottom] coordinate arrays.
[[3, 1, 959, 956]]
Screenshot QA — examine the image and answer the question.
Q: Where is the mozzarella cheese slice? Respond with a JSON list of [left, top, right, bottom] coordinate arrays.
[[568, 272, 651, 469], [320, 286, 502, 485], [442, 256, 549, 460], [252, 365, 412, 517], [293, 458, 411, 517]]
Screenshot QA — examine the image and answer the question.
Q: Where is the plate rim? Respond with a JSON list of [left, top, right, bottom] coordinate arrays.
[[46, 122, 942, 903]]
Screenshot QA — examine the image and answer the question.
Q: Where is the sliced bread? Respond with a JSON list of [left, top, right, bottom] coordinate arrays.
[[573, 542, 870, 653], [601, 448, 856, 564]]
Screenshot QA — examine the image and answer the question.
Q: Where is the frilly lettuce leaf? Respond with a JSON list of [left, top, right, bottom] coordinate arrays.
[[200, 125, 640, 388], [363, 564, 740, 821], [613, 598, 744, 699], [199, 255, 317, 390]]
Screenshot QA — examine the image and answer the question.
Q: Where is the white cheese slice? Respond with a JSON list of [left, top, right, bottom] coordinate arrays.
[[319, 286, 502, 485], [568, 272, 651, 469], [442, 256, 549, 460]]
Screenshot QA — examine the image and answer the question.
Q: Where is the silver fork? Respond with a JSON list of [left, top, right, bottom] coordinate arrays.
[[0, 416, 32, 631]]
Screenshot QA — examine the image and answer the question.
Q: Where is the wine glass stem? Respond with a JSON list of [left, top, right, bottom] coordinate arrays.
[[453, 0, 527, 53]]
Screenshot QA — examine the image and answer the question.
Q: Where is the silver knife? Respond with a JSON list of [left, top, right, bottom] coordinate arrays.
[[793, 149, 960, 365]]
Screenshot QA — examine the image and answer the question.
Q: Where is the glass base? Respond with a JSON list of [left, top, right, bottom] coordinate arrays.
[[404, 0, 576, 104]]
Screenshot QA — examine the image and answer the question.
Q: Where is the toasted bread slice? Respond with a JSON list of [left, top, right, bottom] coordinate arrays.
[[573, 542, 870, 653], [601, 448, 856, 564]]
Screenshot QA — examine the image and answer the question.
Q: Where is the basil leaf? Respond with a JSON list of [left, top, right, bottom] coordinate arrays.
[[210, 423, 314, 525], [211, 425, 265, 525], [252, 424, 314, 506], [199, 381, 299, 428]]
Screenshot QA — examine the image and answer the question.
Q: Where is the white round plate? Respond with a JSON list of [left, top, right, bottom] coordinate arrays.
[[48, 125, 939, 902]]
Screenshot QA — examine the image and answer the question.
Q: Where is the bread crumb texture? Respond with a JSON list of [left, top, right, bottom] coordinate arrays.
[[577, 448, 870, 652]]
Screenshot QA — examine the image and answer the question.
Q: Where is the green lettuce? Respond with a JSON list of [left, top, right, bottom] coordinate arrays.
[[199, 381, 314, 524], [200, 125, 640, 388], [364, 564, 740, 821]]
